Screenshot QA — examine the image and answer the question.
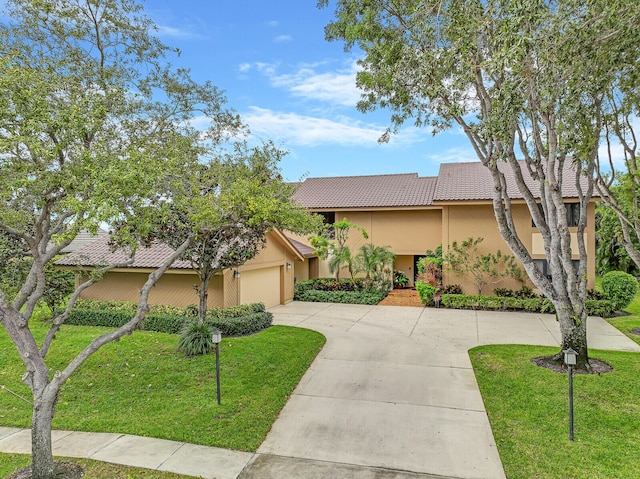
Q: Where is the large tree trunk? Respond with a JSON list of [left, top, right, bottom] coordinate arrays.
[[554, 300, 589, 369], [31, 388, 56, 479], [198, 273, 211, 325]]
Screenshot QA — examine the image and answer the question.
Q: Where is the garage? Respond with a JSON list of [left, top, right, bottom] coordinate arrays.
[[240, 266, 282, 308]]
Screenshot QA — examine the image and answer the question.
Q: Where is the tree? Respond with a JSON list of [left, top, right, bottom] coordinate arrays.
[[594, 45, 640, 272], [595, 202, 640, 276], [163, 141, 321, 325], [444, 237, 524, 295], [320, 0, 640, 368], [0, 1, 240, 477], [355, 243, 395, 291], [310, 217, 368, 280]]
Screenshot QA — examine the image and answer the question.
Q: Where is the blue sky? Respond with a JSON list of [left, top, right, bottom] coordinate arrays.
[[145, 0, 477, 181]]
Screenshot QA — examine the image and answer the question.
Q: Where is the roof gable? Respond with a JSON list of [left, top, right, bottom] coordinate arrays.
[[433, 160, 589, 202], [293, 173, 437, 209], [55, 235, 192, 269]]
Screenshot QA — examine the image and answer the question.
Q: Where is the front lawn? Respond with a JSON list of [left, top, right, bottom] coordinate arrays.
[[0, 455, 194, 479], [471, 345, 640, 479], [608, 290, 640, 346], [471, 289, 640, 479], [0, 323, 325, 452]]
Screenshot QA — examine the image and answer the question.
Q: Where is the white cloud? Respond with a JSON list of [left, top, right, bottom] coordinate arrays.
[[266, 20, 279, 28], [273, 34, 292, 43], [244, 107, 384, 147], [245, 61, 362, 107], [155, 24, 205, 40], [425, 145, 480, 165]]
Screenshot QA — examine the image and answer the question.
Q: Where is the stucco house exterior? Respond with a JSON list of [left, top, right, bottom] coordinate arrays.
[[291, 160, 596, 293], [57, 229, 306, 309], [58, 159, 596, 307]]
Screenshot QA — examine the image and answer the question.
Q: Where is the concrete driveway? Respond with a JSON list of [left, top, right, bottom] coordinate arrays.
[[240, 302, 640, 479]]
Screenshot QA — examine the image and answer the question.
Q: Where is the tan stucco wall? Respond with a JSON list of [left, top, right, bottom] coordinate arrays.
[[79, 270, 224, 308], [239, 232, 297, 304], [319, 209, 442, 280], [442, 202, 596, 293], [78, 230, 301, 308], [334, 209, 442, 255], [294, 260, 310, 282]]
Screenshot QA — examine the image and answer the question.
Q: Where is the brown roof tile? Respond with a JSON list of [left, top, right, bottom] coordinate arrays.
[[55, 235, 192, 269], [293, 173, 437, 209], [286, 236, 315, 257], [433, 160, 589, 202]]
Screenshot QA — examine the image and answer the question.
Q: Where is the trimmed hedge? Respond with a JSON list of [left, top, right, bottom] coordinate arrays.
[[207, 312, 273, 336], [64, 301, 271, 336], [415, 282, 437, 306], [295, 278, 366, 293], [440, 294, 615, 317], [295, 289, 387, 305]]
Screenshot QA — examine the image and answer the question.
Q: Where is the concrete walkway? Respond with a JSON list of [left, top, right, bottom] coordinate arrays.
[[1, 303, 638, 478]]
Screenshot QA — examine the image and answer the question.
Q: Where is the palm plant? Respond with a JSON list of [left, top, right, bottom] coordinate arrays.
[[328, 245, 355, 280], [355, 244, 395, 291]]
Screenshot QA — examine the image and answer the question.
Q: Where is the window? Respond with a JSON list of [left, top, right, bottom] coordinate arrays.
[[316, 211, 335, 239], [565, 203, 580, 227], [533, 259, 581, 280], [532, 203, 581, 228]]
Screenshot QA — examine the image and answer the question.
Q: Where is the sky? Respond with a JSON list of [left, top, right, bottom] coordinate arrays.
[[144, 0, 477, 181]]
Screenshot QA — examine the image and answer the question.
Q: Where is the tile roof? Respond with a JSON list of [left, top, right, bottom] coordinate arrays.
[[286, 236, 315, 257], [55, 235, 192, 269], [293, 173, 438, 209], [433, 160, 589, 202]]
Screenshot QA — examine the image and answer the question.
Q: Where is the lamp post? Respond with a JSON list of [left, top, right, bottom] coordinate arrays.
[[212, 330, 222, 405], [563, 348, 577, 441]]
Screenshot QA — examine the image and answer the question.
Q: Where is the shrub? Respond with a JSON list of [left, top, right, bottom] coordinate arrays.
[[494, 288, 515, 297], [602, 271, 639, 311], [208, 311, 273, 336], [514, 285, 537, 299], [294, 278, 366, 293], [415, 282, 437, 306], [439, 294, 611, 316], [393, 270, 409, 288], [206, 303, 265, 319], [587, 289, 606, 300], [441, 284, 463, 295], [294, 289, 386, 304], [179, 318, 215, 356], [585, 299, 616, 318], [64, 301, 270, 336]]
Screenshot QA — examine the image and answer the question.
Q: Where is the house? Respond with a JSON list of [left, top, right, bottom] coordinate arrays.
[[291, 160, 597, 293], [56, 229, 305, 309], [58, 160, 597, 307]]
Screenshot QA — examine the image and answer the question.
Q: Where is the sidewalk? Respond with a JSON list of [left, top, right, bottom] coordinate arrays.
[[2, 303, 638, 479], [0, 426, 252, 479]]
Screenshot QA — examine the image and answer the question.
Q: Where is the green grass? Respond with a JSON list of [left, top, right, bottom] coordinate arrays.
[[0, 456, 194, 478], [608, 289, 640, 345], [0, 322, 325, 453], [471, 288, 640, 479], [471, 345, 640, 479]]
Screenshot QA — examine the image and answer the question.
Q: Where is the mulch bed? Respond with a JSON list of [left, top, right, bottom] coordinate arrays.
[[7, 461, 84, 479], [630, 328, 640, 336], [531, 355, 613, 374], [378, 288, 424, 307]]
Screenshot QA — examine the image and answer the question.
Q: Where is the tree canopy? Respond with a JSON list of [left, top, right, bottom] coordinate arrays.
[[0, 0, 243, 477], [160, 140, 321, 323], [320, 0, 640, 368]]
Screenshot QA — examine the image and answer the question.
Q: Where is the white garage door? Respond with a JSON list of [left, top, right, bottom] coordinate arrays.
[[240, 266, 281, 308]]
